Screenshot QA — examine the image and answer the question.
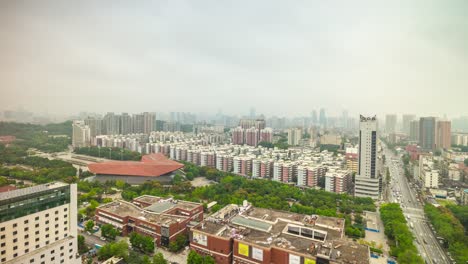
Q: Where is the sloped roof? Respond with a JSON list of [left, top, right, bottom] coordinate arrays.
[[88, 153, 183, 177]]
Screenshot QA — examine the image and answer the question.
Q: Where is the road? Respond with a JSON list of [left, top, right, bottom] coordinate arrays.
[[385, 149, 450, 264]]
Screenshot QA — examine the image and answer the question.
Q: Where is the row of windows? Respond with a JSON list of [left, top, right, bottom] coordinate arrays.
[[1, 232, 68, 248], [0, 208, 68, 231], [1, 253, 74, 263]]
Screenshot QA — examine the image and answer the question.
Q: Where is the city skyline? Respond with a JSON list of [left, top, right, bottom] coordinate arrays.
[[1, 1, 468, 117]]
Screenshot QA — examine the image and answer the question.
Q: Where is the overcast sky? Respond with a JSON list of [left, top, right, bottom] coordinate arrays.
[[1, 0, 467, 118]]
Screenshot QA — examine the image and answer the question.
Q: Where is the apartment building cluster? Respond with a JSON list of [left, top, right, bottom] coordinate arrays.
[[95, 195, 203, 247], [141, 132, 353, 193], [452, 133, 468, 146], [189, 202, 369, 264], [231, 119, 273, 146]]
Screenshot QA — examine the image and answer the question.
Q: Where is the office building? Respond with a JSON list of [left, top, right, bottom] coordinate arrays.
[[287, 128, 302, 146], [402, 114, 416, 135], [189, 203, 369, 264], [355, 115, 382, 199], [0, 182, 80, 264], [435, 120, 451, 150], [385, 114, 397, 134], [419, 117, 436, 151], [72, 120, 91, 148], [409, 120, 420, 142]]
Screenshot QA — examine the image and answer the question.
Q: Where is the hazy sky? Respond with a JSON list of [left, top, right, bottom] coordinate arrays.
[[1, 0, 467, 118]]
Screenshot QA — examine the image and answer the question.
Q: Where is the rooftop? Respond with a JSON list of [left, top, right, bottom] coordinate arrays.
[[88, 153, 183, 177], [133, 195, 201, 212], [98, 200, 188, 226], [0, 182, 68, 201]]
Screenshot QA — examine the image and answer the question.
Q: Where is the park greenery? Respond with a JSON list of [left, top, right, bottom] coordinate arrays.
[[258, 141, 274, 149], [452, 145, 468, 153], [129, 232, 155, 254], [168, 234, 188, 252], [425, 204, 468, 263], [127, 252, 168, 264], [74, 146, 142, 161], [77, 235, 89, 254], [447, 204, 468, 233], [319, 144, 340, 154], [0, 121, 72, 153], [187, 250, 215, 264], [380, 203, 424, 264]]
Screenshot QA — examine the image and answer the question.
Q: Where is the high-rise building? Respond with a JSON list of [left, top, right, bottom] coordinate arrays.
[[311, 110, 318, 125], [355, 115, 382, 200], [410, 120, 420, 141], [249, 107, 256, 118], [419, 117, 436, 151], [245, 127, 260, 147], [319, 108, 326, 127], [402, 114, 416, 135], [143, 112, 156, 134], [287, 128, 302, 146], [231, 127, 244, 145], [435, 120, 451, 150], [103, 112, 120, 135], [120, 113, 132, 135], [260, 128, 273, 143], [84, 117, 102, 140], [325, 170, 352, 194], [132, 113, 144, 134], [239, 119, 266, 130], [72, 120, 91, 148], [385, 114, 397, 134], [0, 182, 80, 264]]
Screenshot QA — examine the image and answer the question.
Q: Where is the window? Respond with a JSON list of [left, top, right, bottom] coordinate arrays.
[[51, 250, 55, 254], [13, 223, 17, 228], [69, 249, 72, 253], [64, 234, 68, 238], [24, 220, 29, 224], [0, 235, 4, 239], [35, 216, 39, 221], [1, 258, 5, 262], [45, 241, 49, 245], [55, 211, 58, 215], [60, 253, 64, 256], [24, 242, 29, 246], [1, 243, 5, 247], [35, 238, 39, 242], [64, 227, 68, 231], [55, 217, 59, 221], [30, 259, 34, 263], [41, 261, 45, 264], [13, 246, 17, 250], [69, 242, 72, 246], [35, 224, 39, 228], [13, 253, 17, 258], [1, 250, 5, 255], [55, 231, 59, 234], [25, 249, 29, 253], [24, 227, 29, 232], [13, 231, 17, 235], [45, 220, 49, 224], [55, 224, 59, 228], [45, 227, 49, 231], [45, 234, 49, 238], [69, 255, 72, 259], [13, 238, 17, 243], [64, 214, 67, 218], [35, 231, 39, 235], [0, 227, 4, 232], [41, 254, 45, 258], [36, 245, 40, 249], [45, 214, 49, 217], [60, 246, 64, 250], [61, 260, 64, 263], [51, 257, 55, 261], [64, 208, 68, 212], [64, 221, 68, 225], [55, 237, 59, 241]]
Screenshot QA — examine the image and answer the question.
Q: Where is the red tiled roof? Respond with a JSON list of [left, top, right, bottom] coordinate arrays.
[[88, 153, 183, 177]]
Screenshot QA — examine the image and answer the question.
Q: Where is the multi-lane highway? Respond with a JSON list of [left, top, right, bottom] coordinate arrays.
[[385, 149, 450, 264]]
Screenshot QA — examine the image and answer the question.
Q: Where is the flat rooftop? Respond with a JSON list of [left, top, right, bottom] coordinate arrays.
[[0, 182, 68, 201], [98, 200, 188, 226], [133, 195, 201, 212], [193, 205, 367, 263]]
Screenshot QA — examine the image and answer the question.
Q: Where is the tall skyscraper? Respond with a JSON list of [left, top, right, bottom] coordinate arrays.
[[402, 114, 416, 135], [120, 113, 132, 135], [410, 120, 420, 141], [311, 110, 318, 125], [385, 114, 397, 134], [287, 128, 302, 146], [435, 120, 451, 150], [84, 117, 102, 139], [143, 112, 156, 134], [72, 120, 90, 148], [249, 107, 256, 118], [0, 182, 80, 264], [419, 117, 436, 151], [132, 113, 144, 134], [355, 115, 382, 200], [319, 108, 326, 127], [103, 112, 120, 135]]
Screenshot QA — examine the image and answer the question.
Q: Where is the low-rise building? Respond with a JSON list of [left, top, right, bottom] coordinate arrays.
[[189, 203, 369, 264], [95, 196, 203, 247]]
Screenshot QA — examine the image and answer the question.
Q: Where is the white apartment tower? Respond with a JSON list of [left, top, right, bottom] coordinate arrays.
[[72, 120, 91, 148], [354, 115, 382, 199], [0, 182, 80, 264]]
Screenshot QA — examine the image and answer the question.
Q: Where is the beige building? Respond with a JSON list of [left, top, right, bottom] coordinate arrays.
[[435, 120, 451, 150], [0, 182, 80, 264], [320, 133, 342, 145]]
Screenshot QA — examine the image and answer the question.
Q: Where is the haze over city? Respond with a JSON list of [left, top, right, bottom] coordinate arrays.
[[1, 0, 468, 117]]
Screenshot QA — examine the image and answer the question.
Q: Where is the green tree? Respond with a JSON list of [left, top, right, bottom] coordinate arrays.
[[152, 252, 168, 264], [129, 232, 155, 253], [85, 220, 95, 232], [97, 240, 129, 260], [77, 235, 88, 254], [101, 224, 120, 240], [187, 250, 203, 264], [464, 159, 468, 167], [258, 141, 274, 148]]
